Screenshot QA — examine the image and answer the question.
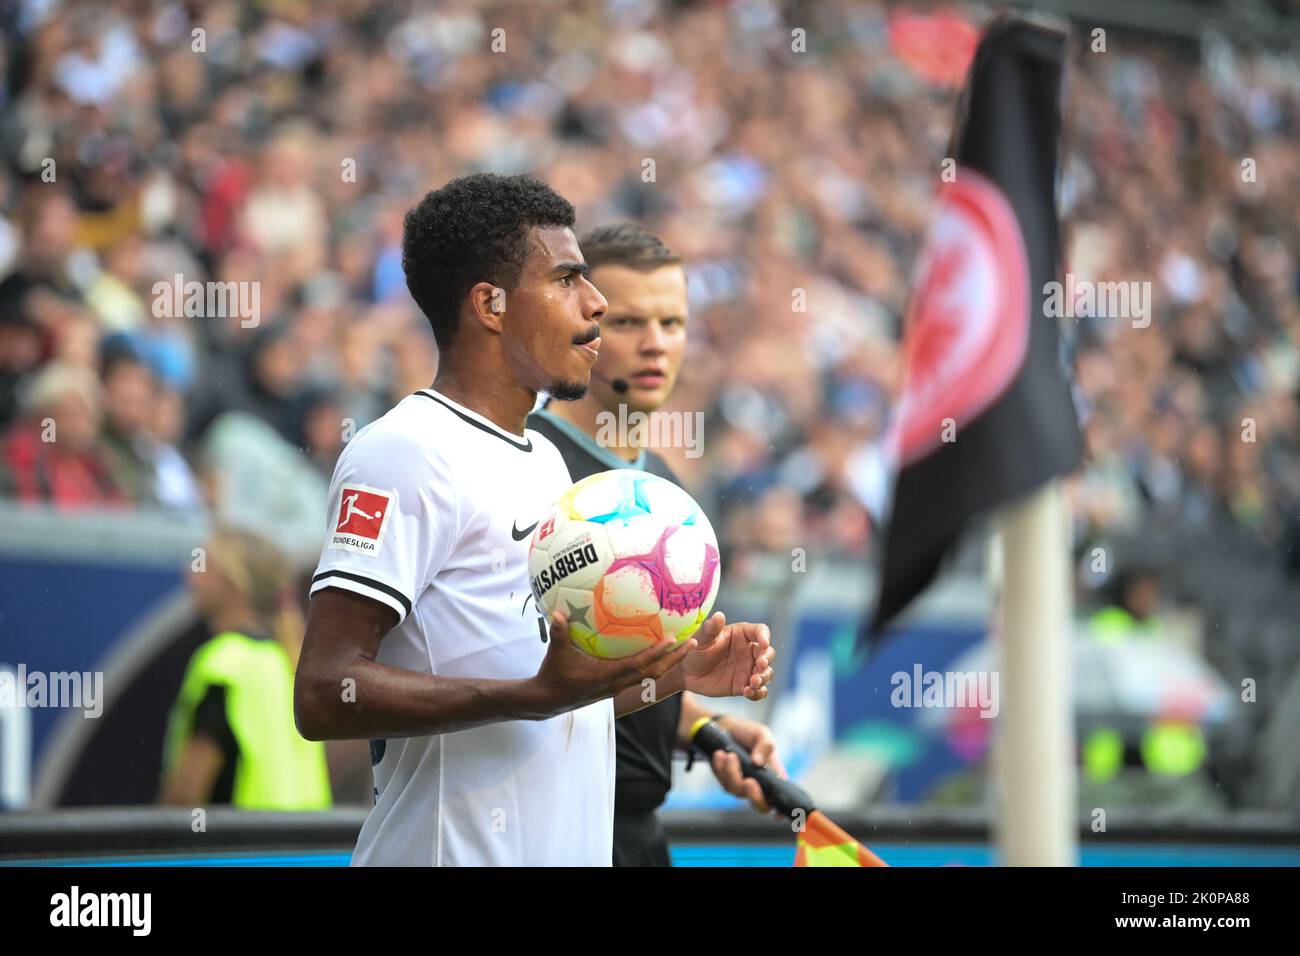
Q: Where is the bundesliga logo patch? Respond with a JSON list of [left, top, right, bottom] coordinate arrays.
[[330, 484, 395, 555]]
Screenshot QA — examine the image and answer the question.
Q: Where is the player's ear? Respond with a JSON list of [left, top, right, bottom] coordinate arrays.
[[467, 282, 506, 333]]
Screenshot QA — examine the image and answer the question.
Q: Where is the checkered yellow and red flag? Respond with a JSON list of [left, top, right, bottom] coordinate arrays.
[[795, 811, 888, 867], [689, 718, 888, 868]]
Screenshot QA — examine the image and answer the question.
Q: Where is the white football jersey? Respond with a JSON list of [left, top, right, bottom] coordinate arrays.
[[310, 387, 614, 866]]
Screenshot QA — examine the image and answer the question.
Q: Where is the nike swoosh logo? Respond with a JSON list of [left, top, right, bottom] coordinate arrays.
[[511, 520, 539, 541]]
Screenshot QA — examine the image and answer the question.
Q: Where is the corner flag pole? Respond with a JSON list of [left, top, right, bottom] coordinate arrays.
[[995, 480, 1076, 865]]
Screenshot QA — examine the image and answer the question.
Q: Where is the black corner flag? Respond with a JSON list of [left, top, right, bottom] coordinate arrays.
[[862, 17, 1083, 648]]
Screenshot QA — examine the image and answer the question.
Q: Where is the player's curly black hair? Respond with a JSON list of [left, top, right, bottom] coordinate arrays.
[[402, 173, 575, 350]]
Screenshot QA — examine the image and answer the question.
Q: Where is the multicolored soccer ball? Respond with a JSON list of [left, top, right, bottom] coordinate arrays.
[[528, 470, 721, 659]]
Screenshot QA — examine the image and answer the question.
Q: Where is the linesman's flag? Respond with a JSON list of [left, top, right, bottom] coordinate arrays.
[[863, 17, 1083, 646], [688, 719, 888, 868]]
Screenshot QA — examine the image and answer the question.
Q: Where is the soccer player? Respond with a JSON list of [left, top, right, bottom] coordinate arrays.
[[294, 175, 775, 866], [528, 223, 784, 866]]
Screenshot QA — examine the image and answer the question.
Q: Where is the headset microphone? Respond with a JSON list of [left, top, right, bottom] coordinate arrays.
[[590, 369, 629, 394]]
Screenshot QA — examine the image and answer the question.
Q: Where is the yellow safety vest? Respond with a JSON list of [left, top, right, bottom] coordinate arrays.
[[165, 631, 331, 809]]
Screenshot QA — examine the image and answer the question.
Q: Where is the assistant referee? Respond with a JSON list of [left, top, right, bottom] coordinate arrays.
[[529, 223, 784, 866]]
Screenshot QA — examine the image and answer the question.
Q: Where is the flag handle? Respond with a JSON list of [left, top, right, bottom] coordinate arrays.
[[690, 719, 888, 867], [688, 718, 817, 818]]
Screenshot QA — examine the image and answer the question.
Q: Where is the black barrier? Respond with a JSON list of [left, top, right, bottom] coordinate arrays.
[[2, 806, 1298, 861]]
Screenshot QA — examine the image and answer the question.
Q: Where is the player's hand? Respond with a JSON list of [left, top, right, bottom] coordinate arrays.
[[680, 613, 774, 700], [530, 610, 697, 716], [708, 716, 787, 814]]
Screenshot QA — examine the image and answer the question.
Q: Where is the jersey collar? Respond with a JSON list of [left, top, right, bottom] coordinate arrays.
[[415, 389, 533, 451], [532, 403, 647, 471]]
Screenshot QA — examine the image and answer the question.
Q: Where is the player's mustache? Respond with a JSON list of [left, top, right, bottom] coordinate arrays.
[[573, 326, 600, 346]]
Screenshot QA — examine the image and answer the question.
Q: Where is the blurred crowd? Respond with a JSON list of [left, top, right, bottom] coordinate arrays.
[[0, 0, 1296, 597]]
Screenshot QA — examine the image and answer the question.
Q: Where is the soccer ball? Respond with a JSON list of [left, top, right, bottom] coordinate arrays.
[[528, 470, 721, 659]]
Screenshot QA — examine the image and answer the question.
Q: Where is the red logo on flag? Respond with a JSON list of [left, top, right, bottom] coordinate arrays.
[[891, 170, 1029, 465], [887, 10, 980, 89], [336, 487, 390, 539]]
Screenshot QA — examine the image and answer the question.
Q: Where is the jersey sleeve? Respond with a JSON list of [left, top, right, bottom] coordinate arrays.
[[310, 425, 459, 624], [190, 683, 240, 766]]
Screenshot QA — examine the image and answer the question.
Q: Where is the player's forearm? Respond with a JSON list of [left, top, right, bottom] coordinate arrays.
[[613, 666, 684, 718], [297, 589, 568, 739], [295, 657, 555, 740]]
